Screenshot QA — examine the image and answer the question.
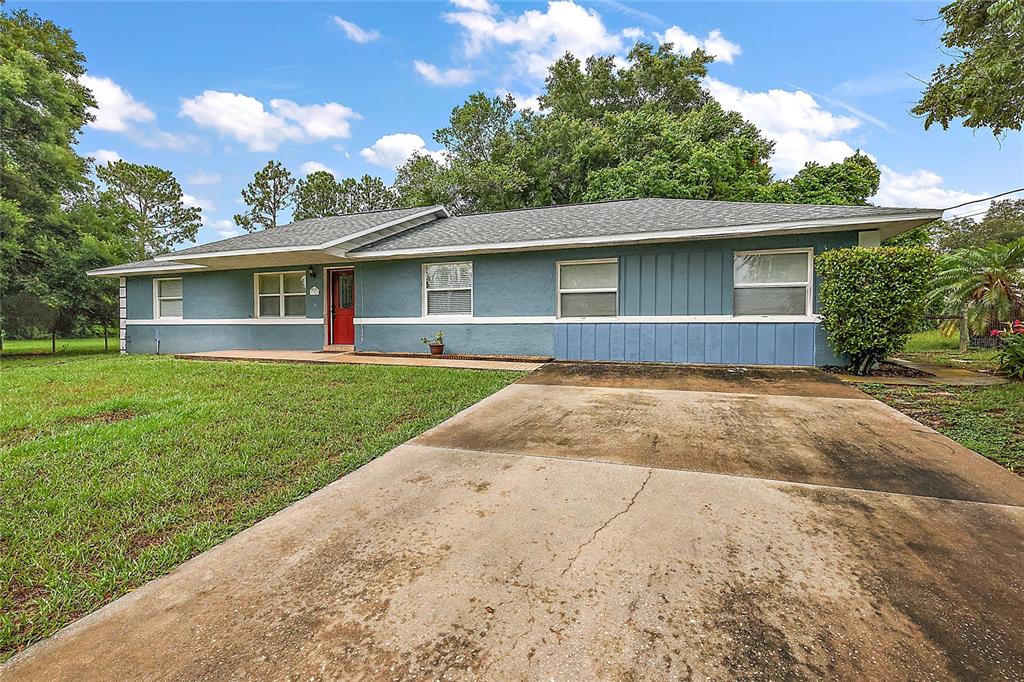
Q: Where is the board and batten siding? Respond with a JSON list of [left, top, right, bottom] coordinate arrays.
[[119, 230, 855, 364]]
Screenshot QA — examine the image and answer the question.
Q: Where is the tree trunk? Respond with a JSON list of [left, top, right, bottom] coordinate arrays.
[[959, 313, 969, 353], [104, 326, 109, 351], [52, 329, 57, 354]]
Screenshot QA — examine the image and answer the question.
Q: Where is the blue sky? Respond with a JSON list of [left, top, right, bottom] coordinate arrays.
[[21, 0, 1024, 245]]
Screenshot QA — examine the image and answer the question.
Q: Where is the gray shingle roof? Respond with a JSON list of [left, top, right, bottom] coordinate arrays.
[[167, 206, 435, 257], [354, 198, 938, 253]]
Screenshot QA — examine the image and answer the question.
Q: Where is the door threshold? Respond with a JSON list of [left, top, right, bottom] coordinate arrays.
[[323, 344, 354, 352]]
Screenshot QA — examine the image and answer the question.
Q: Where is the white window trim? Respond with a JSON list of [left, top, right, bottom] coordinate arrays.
[[153, 277, 183, 320], [556, 258, 619, 319], [422, 261, 473, 317], [254, 271, 307, 319], [732, 247, 814, 317]]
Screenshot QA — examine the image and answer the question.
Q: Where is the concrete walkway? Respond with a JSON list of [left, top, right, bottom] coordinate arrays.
[[835, 357, 1007, 386], [177, 349, 547, 372], [4, 363, 1023, 681]]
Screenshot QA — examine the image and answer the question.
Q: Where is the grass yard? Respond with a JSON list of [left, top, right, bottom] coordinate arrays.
[[1, 337, 116, 357], [0, 354, 523, 661], [859, 329, 1023, 475]]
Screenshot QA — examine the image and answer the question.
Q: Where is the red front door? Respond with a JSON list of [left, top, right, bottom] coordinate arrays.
[[331, 269, 355, 345]]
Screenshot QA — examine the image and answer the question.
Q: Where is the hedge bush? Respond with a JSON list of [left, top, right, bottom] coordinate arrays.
[[815, 246, 936, 374]]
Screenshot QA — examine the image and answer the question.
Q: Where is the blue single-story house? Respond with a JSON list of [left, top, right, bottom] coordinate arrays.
[[89, 198, 940, 366]]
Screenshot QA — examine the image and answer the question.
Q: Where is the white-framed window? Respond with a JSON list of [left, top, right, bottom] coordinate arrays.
[[557, 258, 618, 318], [423, 262, 473, 316], [732, 248, 813, 317], [153, 277, 183, 319], [255, 271, 306, 318]]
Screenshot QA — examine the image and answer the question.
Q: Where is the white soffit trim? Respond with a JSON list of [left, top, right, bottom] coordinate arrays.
[[125, 318, 323, 326], [349, 211, 943, 260], [354, 315, 822, 325], [87, 263, 209, 277], [152, 206, 449, 263]]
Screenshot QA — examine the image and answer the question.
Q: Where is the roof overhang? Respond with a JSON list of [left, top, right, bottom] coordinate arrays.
[[87, 262, 210, 278], [150, 205, 449, 268], [347, 210, 944, 260]]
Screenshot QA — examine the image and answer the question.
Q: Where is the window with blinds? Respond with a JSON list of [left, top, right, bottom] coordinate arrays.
[[423, 262, 473, 316], [154, 278, 183, 319], [557, 259, 618, 318], [732, 249, 812, 316]]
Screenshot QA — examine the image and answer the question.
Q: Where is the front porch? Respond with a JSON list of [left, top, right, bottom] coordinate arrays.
[[175, 349, 548, 372]]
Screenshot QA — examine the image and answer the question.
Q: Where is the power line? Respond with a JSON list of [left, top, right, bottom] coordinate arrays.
[[943, 187, 1024, 211]]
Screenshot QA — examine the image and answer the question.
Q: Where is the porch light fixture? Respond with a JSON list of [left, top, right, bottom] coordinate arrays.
[[308, 265, 316, 278]]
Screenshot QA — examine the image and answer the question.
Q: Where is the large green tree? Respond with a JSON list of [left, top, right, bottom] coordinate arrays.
[[394, 42, 881, 213], [0, 7, 94, 296], [96, 161, 201, 259], [930, 199, 1024, 252], [759, 152, 881, 206], [293, 172, 398, 220], [234, 160, 295, 231], [913, 0, 1024, 136]]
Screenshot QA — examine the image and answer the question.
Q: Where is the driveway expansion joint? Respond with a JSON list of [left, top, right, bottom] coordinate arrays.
[[410, 443, 1024, 510]]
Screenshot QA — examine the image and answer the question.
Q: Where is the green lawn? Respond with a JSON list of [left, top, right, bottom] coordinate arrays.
[[859, 330, 1022, 475], [0, 354, 523, 661], [1, 337, 116, 357]]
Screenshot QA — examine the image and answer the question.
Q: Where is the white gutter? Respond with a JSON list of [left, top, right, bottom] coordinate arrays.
[[87, 263, 209, 278]]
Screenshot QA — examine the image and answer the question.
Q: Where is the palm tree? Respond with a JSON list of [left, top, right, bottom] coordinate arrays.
[[931, 239, 1024, 337]]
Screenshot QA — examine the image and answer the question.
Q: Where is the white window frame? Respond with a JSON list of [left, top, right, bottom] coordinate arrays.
[[153, 277, 183, 320], [732, 247, 814, 318], [556, 258, 619, 319], [254, 271, 307, 319], [422, 261, 473, 317]]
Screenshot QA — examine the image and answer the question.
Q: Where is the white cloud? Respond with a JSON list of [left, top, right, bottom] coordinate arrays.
[[182, 193, 215, 212], [413, 60, 475, 86], [81, 75, 193, 150], [359, 133, 445, 169], [81, 74, 155, 132], [622, 27, 645, 41], [499, 89, 543, 112], [179, 91, 361, 152], [444, 0, 624, 80], [300, 161, 337, 177], [207, 218, 241, 239], [330, 16, 380, 43], [187, 171, 221, 186], [90, 149, 121, 165], [873, 166, 989, 211], [656, 26, 741, 64], [705, 77, 860, 176], [450, 0, 499, 12]]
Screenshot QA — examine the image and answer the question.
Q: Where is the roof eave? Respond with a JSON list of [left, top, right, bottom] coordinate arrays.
[[87, 263, 209, 278], [348, 210, 943, 260], [152, 205, 449, 265]]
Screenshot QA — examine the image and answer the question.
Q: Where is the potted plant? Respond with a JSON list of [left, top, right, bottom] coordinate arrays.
[[421, 331, 445, 356]]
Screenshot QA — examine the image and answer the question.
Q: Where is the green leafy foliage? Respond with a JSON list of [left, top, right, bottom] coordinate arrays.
[[929, 239, 1024, 335], [293, 172, 397, 220], [394, 42, 881, 213], [913, 0, 1024, 135], [929, 199, 1024, 252], [234, 160, 296, 231], [758, 152, 881, 205], [96, 161, 201, 258], [993, 320, 1024, 379], [816, 247, 937, 374]]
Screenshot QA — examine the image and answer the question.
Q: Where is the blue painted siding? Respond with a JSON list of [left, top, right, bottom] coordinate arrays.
[[120, 230, 855, 364], [357, 323, 554, 357], [554, 322, 823, 366], [126, 324, 322, 354]]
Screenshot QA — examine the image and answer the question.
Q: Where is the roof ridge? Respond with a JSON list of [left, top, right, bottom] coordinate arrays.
[[448, 196, 934, 218]]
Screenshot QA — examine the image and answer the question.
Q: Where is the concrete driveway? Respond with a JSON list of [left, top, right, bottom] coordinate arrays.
[[4, 363, 1024, 681]]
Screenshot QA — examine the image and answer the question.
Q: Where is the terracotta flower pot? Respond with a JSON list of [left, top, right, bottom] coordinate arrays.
[[428, 343, 444, 356]]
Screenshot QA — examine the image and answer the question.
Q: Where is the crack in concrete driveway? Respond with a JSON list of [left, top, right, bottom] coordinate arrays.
[[3, 363, 1023, 681]]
